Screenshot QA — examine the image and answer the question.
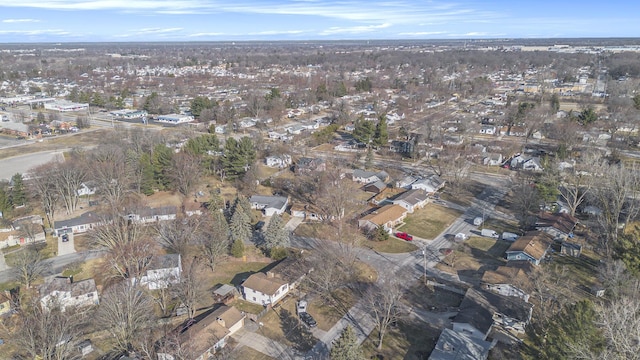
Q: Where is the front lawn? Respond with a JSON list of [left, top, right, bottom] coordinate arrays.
[[209, 260, 272, 287], [310, 287, 359, 331], [397, 204, 462, 240], [365, 237, 418, 253]]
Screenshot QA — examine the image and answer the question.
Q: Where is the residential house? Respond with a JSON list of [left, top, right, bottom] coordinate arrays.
[[265, 154, 292, 169], [392, 189, 429, 213], [363, 180, 387, 194], [510, 155, 543, 171], [126, 206, 178, 224], [395, 175, 419, 189], [265, 256, 314, 290], [290, 203, 324, 222], [182, 200, 204, 217], [249, 195, 288, 217], [536, 212, 578, 242], [242, 272, 289, 306], [479, 125, 497, 135], [352, 169, 389, 184], [481, 266, 531, 302], [53, 211, 102, 236], [137, 254, 182, 290], [76, 182, 96, 197], [39, 277, 99, 312], [158, 305, 245, 360], [453, 288, 533, 340], [411, 174, 446, 194], [214, 125, 226, 134], [358, 204, 408, 233], [505, 231, 553, 266], [238, 118, 257, 128], [429, 328, 492, 360], [483, 153, 504, 166], [294, 157, 326, 175]]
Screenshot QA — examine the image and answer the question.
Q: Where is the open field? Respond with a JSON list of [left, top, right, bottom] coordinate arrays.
[[0, 129, 108, 160], [397, 204, 462, 240]]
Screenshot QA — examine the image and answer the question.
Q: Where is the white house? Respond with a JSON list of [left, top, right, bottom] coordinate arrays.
[[76, 182, 97, 197], [411, 174, 446, 194], [39, 277, 99, 312], [53, 211, 102, 236], [352, 169, 388, 184], [214, 125, 226, 134], [137, 254, 182, 290], [483, 153, 503, 166], [249, 195, 288, 217], [265, 154, 292, 169], [429, 328, 491, 360], [479, 125, 497, 135], [392, 189, 429, 213], [242, 272, 289, 306], [481, 266, 531, 302], [126, 206, 178, 224]]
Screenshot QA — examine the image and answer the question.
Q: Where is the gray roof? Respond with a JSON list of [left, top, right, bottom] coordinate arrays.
[[39, 277, 97, 297], [454, 288, 532, 334], [137, 206, 178, 218], [393, 189, 428, 206], [53, 211, 101, 230], [148, 254, 181, 271], [249, 195, 288, 210], [352, 169, 378, 179], [429, 328, 491, 360]]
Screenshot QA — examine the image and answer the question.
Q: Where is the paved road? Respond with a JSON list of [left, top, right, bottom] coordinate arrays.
[[0, 250, 105, 284], [0, 150, 65, 180]]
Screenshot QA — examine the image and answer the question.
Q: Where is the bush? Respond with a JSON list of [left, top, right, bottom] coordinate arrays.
[[369, 226, 390, 242], [230, 239, 245, 258], [269, 247, 288, 260]]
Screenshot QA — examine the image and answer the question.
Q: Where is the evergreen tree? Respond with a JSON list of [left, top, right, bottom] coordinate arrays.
[[353, 118, 375, 145], [151, 144, 173, 190], [263, 214, 289, 250], [222, 137, 256, 179], [230, 238, 245, 258], [550, 93, 560, 113], [365, 147, 374, 170], [184, 134, 220, 156], [373, 115, 388, 148], [10, 173, 26, 207], [229, 200, 252, 245], [330, 325, 363, 360], [190, 96, 217, 118], [139, 153, 155, 196], [0, 187, 11, 218]]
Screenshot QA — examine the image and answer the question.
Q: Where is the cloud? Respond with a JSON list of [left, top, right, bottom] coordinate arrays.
[[137, 27, 183, 34], [2, 18, 40, 23], [188, 32, 226, 37], [0, 29, 70, 36], [247, 30, 306, 36], [320, 23, 391, 35], [398, 31, 447, 36]]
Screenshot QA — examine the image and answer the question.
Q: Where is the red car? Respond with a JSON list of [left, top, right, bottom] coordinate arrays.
[[395, 232, 413, 241]]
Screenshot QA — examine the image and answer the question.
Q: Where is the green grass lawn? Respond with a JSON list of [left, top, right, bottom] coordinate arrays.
[[364, 237, 418, 253], [233, 299, 266, 315], [397, 204, 462, 240]]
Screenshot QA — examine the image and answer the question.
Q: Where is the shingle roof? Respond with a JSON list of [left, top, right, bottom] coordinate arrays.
[[393, 189, 429, 206], [242, 272, 287, 296], [53, 211, 101, 230], [249, 195, 288, 210], [454, 288, 532, 334], [429, 328, 491, 360], [537, 212, 578, 235], [506, 231, 553, 261], [359, 204, 407, 226]]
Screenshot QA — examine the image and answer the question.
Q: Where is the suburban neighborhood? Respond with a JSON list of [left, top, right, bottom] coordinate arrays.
[[0, 36, 638, 360]]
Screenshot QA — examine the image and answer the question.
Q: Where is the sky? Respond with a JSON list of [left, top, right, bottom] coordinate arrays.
[[0, 0, 639, 43]]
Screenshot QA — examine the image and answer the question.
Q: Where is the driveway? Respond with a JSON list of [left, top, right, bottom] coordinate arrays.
[[57, 233, 76, 256]]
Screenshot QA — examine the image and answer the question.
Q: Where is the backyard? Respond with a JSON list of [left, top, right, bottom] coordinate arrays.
[[397, 204, 462, 240]]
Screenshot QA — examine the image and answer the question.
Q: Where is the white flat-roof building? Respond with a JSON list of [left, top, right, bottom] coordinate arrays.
[[44, 100, 89, 112], [157, 113, 194, 124]]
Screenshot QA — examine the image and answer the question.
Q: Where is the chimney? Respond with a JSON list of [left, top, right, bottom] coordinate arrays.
[[216, 317, 226, 328], [266, 271, 275, 278]]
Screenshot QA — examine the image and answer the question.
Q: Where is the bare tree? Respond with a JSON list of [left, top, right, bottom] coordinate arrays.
[[12, 244, 46, 289], [95, 282, 156, 355], [52, 160, 87, 215], [90, 214, 156, 280], [169, 152, 202, 197], [198, 211, 229, 271], [29, 163, 59, 227], [15, 219, 43, 244], [592, 164, 640, 254], [364, 278, 403, 350], [172, 257, 207, 319], [12, 299, 87, 360], [155, 216, 204, 257], [87, 145, 133, 208], [558, 171, 592, 217]]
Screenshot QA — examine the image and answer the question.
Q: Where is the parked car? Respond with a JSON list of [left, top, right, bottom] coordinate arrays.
[[296, 300, 308, 315], [299, 312, 317, 328], [61, 234, 69, 242], [395, 232, 413, 241]]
